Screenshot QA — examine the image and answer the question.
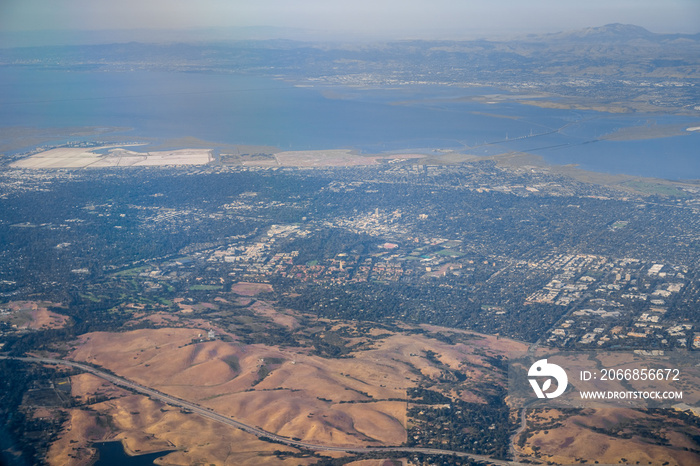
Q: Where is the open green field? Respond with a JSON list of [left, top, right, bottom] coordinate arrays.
[[436, 249, 465, 258], [112, 266, 150, 277], [624, 181, 691, 197], [188, 284, 224, 291]]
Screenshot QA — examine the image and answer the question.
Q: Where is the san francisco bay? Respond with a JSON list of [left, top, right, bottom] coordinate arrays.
[[1, 68, 698, 179]]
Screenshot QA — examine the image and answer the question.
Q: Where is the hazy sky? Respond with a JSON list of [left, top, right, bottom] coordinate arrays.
[[1, 0, 699, 41]]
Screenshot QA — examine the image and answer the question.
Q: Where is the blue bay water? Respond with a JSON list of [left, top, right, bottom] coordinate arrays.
[[0, 68, 698, 179]]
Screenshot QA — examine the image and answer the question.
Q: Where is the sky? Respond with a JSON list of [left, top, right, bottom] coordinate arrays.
[[1, 0, 699, 44]]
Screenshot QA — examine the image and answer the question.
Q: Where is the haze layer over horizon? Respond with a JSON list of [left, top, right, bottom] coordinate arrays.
[[1, 0, 699, 46]]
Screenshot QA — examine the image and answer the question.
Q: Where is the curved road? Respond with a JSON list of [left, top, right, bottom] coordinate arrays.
[[5, 356, 522, 465]]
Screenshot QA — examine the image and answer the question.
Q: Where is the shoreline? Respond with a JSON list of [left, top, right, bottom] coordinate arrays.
[[6, 141, 699, 200]]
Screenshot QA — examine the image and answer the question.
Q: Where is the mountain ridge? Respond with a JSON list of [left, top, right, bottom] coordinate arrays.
[[524, 23, 700, 43]]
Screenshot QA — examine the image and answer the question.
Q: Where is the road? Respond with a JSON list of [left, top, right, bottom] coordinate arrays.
[[508, 330, 546, 462], [5, 355, 524, 465], [509, 406, 529, 464]]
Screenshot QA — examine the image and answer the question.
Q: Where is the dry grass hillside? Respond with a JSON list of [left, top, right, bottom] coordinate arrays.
[[68, 324, 522, 450]]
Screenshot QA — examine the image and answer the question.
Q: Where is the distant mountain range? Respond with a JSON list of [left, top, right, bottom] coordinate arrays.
[[534, 23, 700, 42], [1, 24, 698, 112], [2, 23, 697, 70]]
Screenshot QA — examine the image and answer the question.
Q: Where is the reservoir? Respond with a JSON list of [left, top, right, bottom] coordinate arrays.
[[92, 441, 175, 466]]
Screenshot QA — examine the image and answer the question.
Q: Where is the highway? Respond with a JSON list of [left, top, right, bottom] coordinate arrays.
[[4, 355, 523, 465]]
